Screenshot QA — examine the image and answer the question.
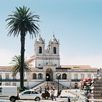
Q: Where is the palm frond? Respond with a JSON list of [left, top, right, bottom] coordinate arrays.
[[6, 6, 40, 38], [11, 55, 31, 77]]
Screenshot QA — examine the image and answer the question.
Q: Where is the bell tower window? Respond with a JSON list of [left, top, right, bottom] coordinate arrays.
[[39, 46, 42, 54], [53, 47, 56, 54]]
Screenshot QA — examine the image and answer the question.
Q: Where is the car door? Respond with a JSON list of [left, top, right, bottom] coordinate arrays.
[[20, 90, 32, 99], [31, 91, 39, 99]]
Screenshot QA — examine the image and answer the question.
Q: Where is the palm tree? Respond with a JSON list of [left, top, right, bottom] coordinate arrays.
[[11, 55, 31, 89], [6, 6, 40, 90], [11, 55, 31, 77]]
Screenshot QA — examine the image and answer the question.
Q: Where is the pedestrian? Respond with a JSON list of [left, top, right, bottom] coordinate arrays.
[[47, 85, 49, 91], [45, 87, 47, 93], [50, 89, 56, 101]]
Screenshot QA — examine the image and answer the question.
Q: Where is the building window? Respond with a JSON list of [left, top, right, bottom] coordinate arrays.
[[5, 82, 10, 86], [13, 75, 16, 80], [46, 62, 48, 65], [94, 74, 97, 78], [38, 64, 41, 66], [38, 73, 43, 79], [12, 82, 16, 86], [32, 73, 37, 79], [53, 47, 56, 54], [62, 73, 67, 79], [87, 74, 91, 78], [56, 74, 61, 79], [74, 74, 78, 80], [39, 46, 42, 54], [81, 74, 84, 79], [5, 74, 9, 80]]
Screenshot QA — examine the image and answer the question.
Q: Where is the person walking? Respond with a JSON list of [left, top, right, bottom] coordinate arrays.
[[50, 89, 56, 101]]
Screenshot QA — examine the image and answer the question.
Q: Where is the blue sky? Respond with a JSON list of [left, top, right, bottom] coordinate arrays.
[[0, 0, 102, 67]]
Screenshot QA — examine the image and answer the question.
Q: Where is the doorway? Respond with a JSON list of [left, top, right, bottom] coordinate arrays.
[[46, 68, 53, 81]]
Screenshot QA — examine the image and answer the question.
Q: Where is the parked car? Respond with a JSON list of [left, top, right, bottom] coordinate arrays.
[[10, 89, 42, 102]]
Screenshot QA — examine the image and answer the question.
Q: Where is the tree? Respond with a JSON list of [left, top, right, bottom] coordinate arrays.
[[6, 6, 40, 90], [11, 55, 31, 77]]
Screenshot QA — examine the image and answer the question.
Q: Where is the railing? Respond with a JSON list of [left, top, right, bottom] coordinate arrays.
[[53, 81, 68, 89], [31, 80, 45, 89]]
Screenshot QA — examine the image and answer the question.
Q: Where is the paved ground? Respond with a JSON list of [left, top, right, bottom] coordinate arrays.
[[1, 89, 102, 102], [0, 89, 86, 102]]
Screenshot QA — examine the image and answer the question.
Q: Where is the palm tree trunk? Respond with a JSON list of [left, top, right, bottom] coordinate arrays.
[[20, 32, 25, 90]]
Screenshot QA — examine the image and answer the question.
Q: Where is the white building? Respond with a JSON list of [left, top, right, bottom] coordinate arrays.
[[0, 35, 97, 88]]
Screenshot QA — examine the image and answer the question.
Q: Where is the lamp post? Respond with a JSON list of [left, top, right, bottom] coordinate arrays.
[[56, 73, 61, 97]]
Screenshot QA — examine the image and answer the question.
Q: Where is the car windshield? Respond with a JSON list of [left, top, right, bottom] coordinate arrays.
[[32, 91, 38, 94], [23, 91, 31, 94], [22, 90, 39, 95]]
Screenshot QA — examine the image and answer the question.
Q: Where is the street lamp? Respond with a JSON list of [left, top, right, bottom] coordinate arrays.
[[46, 75, 49, 86], [56, 73, 61, 97]]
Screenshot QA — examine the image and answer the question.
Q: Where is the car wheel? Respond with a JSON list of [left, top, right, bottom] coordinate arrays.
[[35, 97, 40, 101], [10, 96, 16, 102]]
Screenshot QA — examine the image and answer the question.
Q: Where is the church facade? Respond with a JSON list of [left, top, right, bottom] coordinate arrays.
[[0, 35, 98, 88]]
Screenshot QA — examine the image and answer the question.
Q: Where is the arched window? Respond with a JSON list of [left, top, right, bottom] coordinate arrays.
[[56, 74, 61, 79], [39, 46, 42, 54], [32, 73, 37, 79], [53, 47, 56, 54], [38, 73, 43, 79], [62, 73, 67, 79]]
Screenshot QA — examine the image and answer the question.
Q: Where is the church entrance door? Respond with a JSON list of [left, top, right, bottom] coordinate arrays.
[[46, 68, 53, 81]]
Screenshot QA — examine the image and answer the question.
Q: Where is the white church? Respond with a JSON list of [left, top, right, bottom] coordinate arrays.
[[0, 35, 97, 89]]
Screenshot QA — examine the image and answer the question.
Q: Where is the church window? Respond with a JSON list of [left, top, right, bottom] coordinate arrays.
[[39, 46, 42, 54], [62, 73, 67, 79], [32, 73, 37, 79], [53, 47, 56, 54], [38, 73, 43, 79]]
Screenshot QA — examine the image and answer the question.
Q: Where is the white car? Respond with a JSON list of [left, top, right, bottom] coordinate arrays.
[[10, 89, 42, 102]]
